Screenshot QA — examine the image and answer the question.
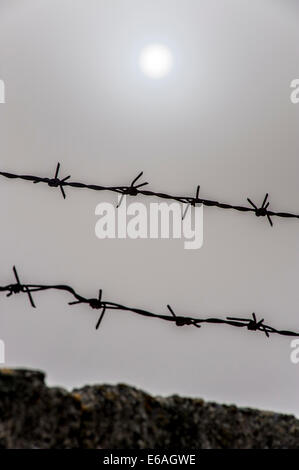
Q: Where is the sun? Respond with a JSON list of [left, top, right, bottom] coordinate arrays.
[[139, 44, 173, 79]]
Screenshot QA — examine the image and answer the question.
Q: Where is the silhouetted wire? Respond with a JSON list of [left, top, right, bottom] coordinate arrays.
[[1, 163, 299, 225], [1, 266, 299, 338]]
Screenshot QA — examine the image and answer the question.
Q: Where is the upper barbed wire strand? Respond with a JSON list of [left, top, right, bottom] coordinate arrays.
[[1, 164, 299, 225]]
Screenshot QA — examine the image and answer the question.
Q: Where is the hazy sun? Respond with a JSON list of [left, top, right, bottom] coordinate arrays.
[[139, 44, 173, 79]]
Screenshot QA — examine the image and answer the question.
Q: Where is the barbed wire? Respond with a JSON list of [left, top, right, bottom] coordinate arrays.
[[1, 266, 298, 338], [1, 163, 299, 226]]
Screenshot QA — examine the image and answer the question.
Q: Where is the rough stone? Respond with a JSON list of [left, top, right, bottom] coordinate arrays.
[[0, 368, 298, 449]]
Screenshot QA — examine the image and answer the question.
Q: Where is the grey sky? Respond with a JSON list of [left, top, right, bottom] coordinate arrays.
[[0, 0, 299, 416]]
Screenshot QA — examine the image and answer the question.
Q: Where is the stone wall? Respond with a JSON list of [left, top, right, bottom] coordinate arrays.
[[0, 368, 298, 449]]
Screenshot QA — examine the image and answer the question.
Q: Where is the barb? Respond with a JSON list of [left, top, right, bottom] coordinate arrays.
[[5, 266, 36, 308], [182, 185, 201, 220], [1, 164, 299, 225], [167, 304, 201, 327], [227, 313, 270, 337], [33, 162, 71, 199], [247, 193, 273, 226], [1, 267, 299, 338]]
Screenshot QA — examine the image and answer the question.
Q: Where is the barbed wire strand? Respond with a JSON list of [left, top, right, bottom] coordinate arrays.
[[1, 266, 299, 338], [1, 163, 299, 226]]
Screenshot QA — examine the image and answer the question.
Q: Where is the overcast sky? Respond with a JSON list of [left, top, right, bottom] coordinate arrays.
[[0, 0, 299, 416]]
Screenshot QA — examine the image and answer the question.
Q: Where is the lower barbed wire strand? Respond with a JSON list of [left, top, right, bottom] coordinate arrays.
[[1, 267, 299, 338]]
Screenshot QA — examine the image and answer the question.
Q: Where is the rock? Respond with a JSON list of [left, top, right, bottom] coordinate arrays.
[[0, 368, 298, 449]]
